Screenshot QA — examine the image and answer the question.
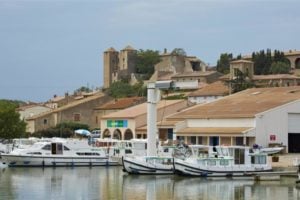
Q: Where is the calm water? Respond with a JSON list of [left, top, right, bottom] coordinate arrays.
[[0, 166, 300, 200]]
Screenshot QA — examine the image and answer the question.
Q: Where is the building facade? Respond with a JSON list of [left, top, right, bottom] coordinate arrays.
[[162, 87, 300, 153]]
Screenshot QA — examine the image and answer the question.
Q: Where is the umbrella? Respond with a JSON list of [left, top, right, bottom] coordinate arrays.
[[74, 129, 91, 136]]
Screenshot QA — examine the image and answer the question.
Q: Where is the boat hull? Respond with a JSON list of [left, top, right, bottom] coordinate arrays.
[[1, 154, 119, 167], [174, 160, 272, 177], [122, 156, 174, 175]]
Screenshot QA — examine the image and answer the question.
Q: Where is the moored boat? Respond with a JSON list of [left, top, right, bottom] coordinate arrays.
[[174, 145, 272, 177], [1, 138, 119, 167], [122, 156, 174, 175]]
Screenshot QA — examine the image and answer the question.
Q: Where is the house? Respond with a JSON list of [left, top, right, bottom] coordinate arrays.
[[100, 100, 189, 140], [26, 92, 112, 133], [92, 97, 146, 129], [187, 81, 229, 104], [162, 86, 300, 153], [17, 104, 53, 132]]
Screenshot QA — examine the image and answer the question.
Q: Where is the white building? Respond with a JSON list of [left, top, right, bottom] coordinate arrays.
[[187, 81, 229, 104], [163, 86, 300, 153]]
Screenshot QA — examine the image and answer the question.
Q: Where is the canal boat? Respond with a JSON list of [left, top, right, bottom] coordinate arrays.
[[1, 138, 119, 167], [122, 145, 176, 175], [174, 145, 272, 177], [94, 138, 148, 165]]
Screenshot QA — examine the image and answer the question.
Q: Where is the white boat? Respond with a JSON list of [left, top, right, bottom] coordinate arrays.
[[174, 145, 272, 177], [122, 145, 176, 175], [94, 138, 148, 165], [256, 147, 283, 155], [122, 155, 174, 175], [1, 138, 119, 167]]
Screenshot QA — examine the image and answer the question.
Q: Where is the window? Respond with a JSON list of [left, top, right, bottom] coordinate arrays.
[[76, 152, 100, 156], [27, 152, 42, 155], [220, 159, 229, 166], [74, 113, 81, 122], [43, 119, 48, 125], [251, 155, 266, 164], [42, 144, 51, 150], [207, 160, 216, 166]]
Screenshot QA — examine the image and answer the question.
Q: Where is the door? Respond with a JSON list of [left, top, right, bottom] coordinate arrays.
[[288, 133, 300, 153]]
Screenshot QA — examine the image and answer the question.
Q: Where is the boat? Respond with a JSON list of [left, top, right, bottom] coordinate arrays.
[[256, 147, 283, 155], [122, 144, 176, 175], [1, 138, 119, 167], [94, 138, 148, 165], [174, 145, 272, 177]]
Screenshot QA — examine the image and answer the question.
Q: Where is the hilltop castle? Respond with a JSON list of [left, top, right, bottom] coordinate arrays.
[[103, 46, 210, 88]]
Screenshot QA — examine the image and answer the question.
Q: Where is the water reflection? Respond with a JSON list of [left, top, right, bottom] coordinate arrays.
[[1, 167, 300, 200]]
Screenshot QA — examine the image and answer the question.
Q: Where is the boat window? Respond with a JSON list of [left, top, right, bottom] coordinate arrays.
[[76, 152, 100, 156], [197, 159, 206, 165], [234, 149, 245, 164], [251, 155, 266, 164], [125, 149, 132, 154], [220, 159, 229, 166], [207, 160, 216, 166], [63, 146, 70, 151], [27, 152, 42, 155], [51, 143, 63, 155], [42, 144, 51, 150]]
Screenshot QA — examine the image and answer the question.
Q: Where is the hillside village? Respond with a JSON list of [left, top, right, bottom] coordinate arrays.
[[17, 47, 300, 153]]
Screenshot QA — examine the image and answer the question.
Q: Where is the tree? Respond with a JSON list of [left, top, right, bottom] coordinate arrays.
[[216, 53, 233, 74], [269, 61, 290, 74], [228, 69, 254, 93], [135, 49, 161, 79], [0, 100, 26, 139], [74, 86, 92, 94], [252, 49, 290, 75], [107, 81, 135, 98], [171, 48, 187, 56]]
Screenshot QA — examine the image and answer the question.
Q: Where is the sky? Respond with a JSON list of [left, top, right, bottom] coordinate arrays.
[[0, 0, 300, 102]]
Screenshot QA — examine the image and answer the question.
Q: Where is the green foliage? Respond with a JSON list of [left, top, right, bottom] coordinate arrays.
[[269, 61, 290, 74], [56, 122, 89, 130], [32, 128, 74, 138], [31, 122, 89, 138], [74, 86, 92, 94], [216, 53, 233, 74], [164, 94, 187, 100], [252, 49, 290, 75], [228, 69, 254, 93], [107, 80, 146, 98], [171, 48, 187, 56], [107, 81, 135, 98], [0, 100, 26, 139], [0, 99, 25, 107], [135, 49, 161, 79]]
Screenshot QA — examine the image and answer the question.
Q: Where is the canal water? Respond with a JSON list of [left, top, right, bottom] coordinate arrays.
[[0, 166, 300, 200]]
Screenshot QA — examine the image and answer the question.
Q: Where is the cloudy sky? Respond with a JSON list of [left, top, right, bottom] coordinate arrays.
[[1, 0, 299, 102]]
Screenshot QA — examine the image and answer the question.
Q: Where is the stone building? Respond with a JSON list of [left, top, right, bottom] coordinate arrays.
[[220, 59, 300, 89], [26, 92, 112, 133], [103, 46, 137, 88], [103, 46, 209, 88]]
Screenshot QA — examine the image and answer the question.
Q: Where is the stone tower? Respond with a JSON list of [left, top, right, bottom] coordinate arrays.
[[103, 46, 137, 89], [229, 59, 254, 80], [103, 47, 118, 89]]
